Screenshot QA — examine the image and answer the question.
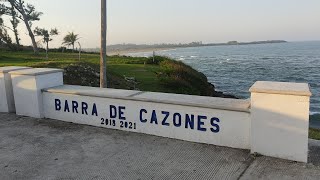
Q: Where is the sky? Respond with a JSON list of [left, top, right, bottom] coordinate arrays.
[[2, 0, 320, 48]]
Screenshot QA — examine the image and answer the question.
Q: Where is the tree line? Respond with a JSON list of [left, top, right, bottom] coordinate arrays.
[[0, 0, 80, 57]]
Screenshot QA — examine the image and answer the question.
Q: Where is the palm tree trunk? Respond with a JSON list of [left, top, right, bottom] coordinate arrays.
[[24, 19, 38, 54], [46, 41, 49, 59], [13, 28, 20, 46], [18, 8, 38, 54], [11, 1, 38, 54], [11, 6, 20, 46]]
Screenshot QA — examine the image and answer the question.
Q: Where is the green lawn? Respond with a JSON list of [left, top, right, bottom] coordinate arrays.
[[108, 64, 165, 92], [0, 50, 163, 90]]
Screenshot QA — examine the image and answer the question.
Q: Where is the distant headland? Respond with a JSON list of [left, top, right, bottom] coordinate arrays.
[[85, 40, 287, 55]]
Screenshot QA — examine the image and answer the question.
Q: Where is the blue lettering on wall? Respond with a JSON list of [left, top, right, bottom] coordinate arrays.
[[140, 109, 147, 123], [210, 117, 220, 133], [173, 113, 182, 127], [53, 99, 221, 134], [72, 101, 78, 113], [161, 111, 170, 126], [150, 110, 158, 124], [185, 114, 195, 129], [197, 115, 207, 132], [119, 106, 126, 120], [55, 99, 61, 111], [92, 103, 98, 116], [109, 105, 117, 118], [64, 100, 70, 112], [82, 102, 88, 115]]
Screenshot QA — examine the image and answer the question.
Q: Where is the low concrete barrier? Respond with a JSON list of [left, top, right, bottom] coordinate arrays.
[[42, 85, 251, 149], [0, 67, 312, 162]]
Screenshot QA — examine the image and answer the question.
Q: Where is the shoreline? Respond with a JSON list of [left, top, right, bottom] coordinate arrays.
[[88, 40, 289, 56], [107, 47, 177, 56]]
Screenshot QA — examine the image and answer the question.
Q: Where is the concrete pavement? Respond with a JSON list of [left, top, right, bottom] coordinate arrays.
[[0, 113, 320, 180]]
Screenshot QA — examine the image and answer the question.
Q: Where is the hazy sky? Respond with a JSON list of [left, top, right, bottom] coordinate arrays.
[[3, 0, 320, 48]]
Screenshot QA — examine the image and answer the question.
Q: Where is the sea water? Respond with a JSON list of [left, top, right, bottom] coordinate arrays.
[[128, 41, 320, 116]]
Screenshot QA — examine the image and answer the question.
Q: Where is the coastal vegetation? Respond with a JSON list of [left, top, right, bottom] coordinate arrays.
[[0, 49, 232, 98], [310, 128, 320, 140]]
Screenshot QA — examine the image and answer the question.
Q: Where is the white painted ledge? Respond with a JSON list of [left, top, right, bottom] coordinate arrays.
[[43, 85, 250, 113], [9, 68, 64, 76], [0, 66, 30, 73], [250, 81, 312, 97], [134, 92, 250, 112], [43, 85, 142, 98]]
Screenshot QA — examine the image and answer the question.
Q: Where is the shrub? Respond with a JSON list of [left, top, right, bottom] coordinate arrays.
[[156, 58, 214, 96]]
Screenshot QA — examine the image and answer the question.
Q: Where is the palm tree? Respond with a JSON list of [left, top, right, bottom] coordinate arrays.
[[34, 27, 59, 59], [62, 32, 79, 53]]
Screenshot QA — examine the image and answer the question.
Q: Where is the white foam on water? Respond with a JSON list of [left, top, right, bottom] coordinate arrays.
[[310, 111, 320, 115]]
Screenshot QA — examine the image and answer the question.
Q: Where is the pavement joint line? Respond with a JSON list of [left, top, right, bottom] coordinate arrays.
[[237, 154, 255, 180]]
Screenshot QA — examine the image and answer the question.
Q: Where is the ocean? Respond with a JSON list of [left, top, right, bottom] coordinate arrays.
[[128, 41, 320, 116]]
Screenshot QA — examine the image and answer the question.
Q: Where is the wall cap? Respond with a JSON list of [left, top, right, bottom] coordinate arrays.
[[44, 85, 142, 98], [0, 66, 30, 73], [43, 85, 251, 113], [249, 81, 312, 97], [9, 68, 63, 76]]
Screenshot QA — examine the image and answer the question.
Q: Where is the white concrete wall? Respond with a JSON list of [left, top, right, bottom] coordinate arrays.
[[43, 91, 251, 149]]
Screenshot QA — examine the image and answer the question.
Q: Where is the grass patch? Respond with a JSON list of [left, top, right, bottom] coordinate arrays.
[[310, 128, 320, 140]]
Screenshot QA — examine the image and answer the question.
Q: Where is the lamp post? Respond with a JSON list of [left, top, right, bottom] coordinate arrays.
[[100, 0, 107, 88]]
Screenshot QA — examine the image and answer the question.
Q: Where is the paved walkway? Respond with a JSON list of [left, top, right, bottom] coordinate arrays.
[[0, 113, 320, 180]]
